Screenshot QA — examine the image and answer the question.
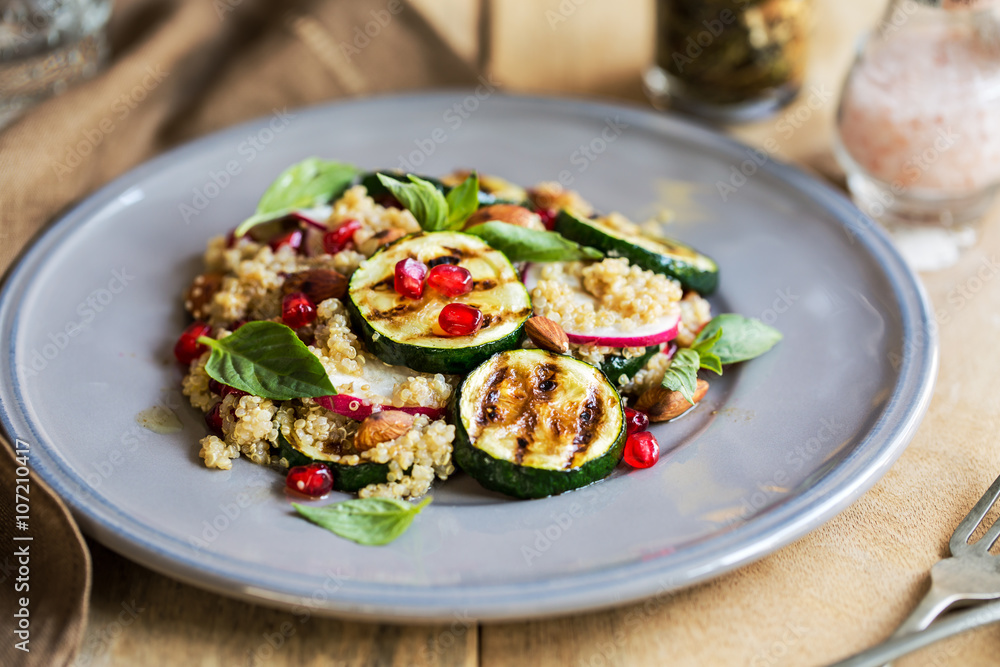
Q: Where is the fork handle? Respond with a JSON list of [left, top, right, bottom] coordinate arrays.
[[828, 598, 1000, 667], [890, 586, 960, 637]]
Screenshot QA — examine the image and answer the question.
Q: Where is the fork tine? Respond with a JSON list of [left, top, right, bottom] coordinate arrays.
[[982, 516, 1000, 553], [950, 473, 1000, 554]]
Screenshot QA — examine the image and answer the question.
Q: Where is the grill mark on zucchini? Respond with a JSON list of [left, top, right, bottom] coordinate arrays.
[[569, 391, 603, 468], [476, 365, 510, 427]]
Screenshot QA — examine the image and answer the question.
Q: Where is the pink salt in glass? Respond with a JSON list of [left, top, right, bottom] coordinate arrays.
[[835, 1, 1000, 226]]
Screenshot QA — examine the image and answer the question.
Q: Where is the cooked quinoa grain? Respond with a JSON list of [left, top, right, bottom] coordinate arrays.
[[180, 171, 711, 497]]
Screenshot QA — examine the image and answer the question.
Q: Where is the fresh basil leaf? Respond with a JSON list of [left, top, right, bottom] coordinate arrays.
[[235, 158, 359, 237], [198, 321, 336, 400], [661, 348, 700, 404], [465, 221, 604, 263], [694, 314, 782, 364], [377, 173, 448, 231], [691, 326, 722, 354], [699, 351, 723, 375], [444, 172, 480, 230], [293, 496, 432, 546]]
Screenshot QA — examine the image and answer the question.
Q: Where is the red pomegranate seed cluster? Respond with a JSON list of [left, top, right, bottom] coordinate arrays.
[[439, 303, 484, 336], [624, 407, 649, 435], [282, 291, 317, 328], [427, 264, 473, 297], [205, 402, 224, 435], [174, 321, 212, 365], [394, 258, 427, 299], [269, 229, 303, 252], [286, 463, 334, 497], [323, 219, 362, 254], [537, 208, 558, 230], [624, 431, 659, 469]]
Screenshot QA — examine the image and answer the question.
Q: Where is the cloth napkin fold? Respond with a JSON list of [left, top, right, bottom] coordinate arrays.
[[0, 1, 474, 664]]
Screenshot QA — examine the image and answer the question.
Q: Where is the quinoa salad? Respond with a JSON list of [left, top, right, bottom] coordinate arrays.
[[173, 159, 780, 512]]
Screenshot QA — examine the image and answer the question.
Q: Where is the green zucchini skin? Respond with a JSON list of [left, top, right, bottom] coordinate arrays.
[[598, 345, 660, 387], [453, 350, 626, 499], [275, 432, 390, 493], [348, 232, 532, 375], [554, 210, 719, 294], [346, 297, 525, 374]]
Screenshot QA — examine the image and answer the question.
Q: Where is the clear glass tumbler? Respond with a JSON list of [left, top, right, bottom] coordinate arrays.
[[0, 0, 112, 128], [834, 0, 1000, 228]]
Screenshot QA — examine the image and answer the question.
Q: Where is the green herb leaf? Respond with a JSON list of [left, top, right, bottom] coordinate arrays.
[[465, 221, 604, 263], [691, 326, 722, 354], [693, 314, 782, 364], [699, 351, 723, 375], [293, 496, 432, 546], [235, 158, 359, 237], [661, 348, 700, 403], [198, 321, 336, 401], [377, 174, 448, 231], [444, 172, 480, 230]]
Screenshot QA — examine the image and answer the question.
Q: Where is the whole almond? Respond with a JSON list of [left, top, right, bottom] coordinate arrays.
[[464, 204, 545, 231], [355, 410, 414, 451], [282, 269, 348, 303], [524, 316, 569, 353], [358, 228, 407, 256], [636, 379, 709, 422], [184, 272, 225, 320]]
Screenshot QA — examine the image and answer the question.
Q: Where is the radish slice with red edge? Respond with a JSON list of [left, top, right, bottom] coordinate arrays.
[[522, 263, 681, 347], [315, 395, 445, 421]]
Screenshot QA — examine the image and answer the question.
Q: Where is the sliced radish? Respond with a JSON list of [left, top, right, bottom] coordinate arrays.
[[315, 395, 445, 421], [314, 355, 448, 421], [522, 263, 680, 347]]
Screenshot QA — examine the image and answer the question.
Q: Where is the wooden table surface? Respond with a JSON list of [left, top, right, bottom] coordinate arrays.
[[77, 1, 994, 665]]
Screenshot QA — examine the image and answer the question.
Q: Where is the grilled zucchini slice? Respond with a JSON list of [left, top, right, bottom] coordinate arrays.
[[347, 232, 532, 374], [554, 210, 718, 294], [275, 431, 390, 492], [598, 345, 660, 387], [454, 349, 626, 499]]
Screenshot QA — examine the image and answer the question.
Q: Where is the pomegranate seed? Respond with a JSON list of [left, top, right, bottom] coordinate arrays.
[[537, 208, 558, 230], [208, 379, 223, 395], [427, 264, 473, 297], [394, 258, 427, 299], [269, 229, 303, 252], [439, 303, 483, 336], [625, 408, 649, 435], [225, 229, 239, 248], [624, 431, 660, 469], [285, 463, 334, 498], [205, 402, 224, 434], [174, 322, 212, 365], [374, 194, 402, 209], [282, 291, 317, 329], [322, 219, 362, 254]]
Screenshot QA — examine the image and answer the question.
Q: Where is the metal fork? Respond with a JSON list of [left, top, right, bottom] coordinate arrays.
[[830, 472, 1000, 667]]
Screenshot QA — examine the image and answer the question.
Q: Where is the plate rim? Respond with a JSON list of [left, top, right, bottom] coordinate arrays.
[[0, 91, 938, 621]]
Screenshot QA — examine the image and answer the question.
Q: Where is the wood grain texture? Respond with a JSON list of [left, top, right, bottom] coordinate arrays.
[[75, 540, 477, 667]]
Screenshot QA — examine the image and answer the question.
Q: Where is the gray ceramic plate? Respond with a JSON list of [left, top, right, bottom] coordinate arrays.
[[0, 93, 936, 621]]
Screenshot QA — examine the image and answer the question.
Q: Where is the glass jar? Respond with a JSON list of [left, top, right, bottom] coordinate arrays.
[[834, 0, 1000, 228], [644, 0, 811, 123]]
